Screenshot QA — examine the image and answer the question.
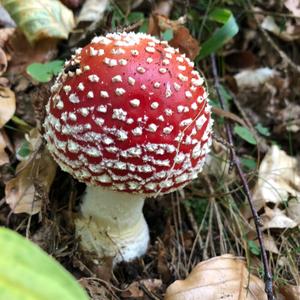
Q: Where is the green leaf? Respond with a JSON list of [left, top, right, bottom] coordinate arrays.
[[255, 123, 271, 137], [248, 240, 261, 256], [197, 8, 239, 60], [2, 0, 75, 44], [162, 28, 174, 41], [16, 140, 31, 159], [234, 125, 257, 145], [127, 12, 144, 24], [240, 157, 257, 170], [27, 60, 64, 83], [0, 227, 89, 300]]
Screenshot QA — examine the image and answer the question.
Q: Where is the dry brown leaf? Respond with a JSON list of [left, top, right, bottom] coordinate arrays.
[[169, 27, 200, 60], [261, 16, 300, 41], [0, 28, 15, 48], [165, 254, 267, 300], [121, 279, 162, 298], [234, 67, 279, 89], [148, 14, 199, 60], [77, 0, 109, 23], [284, 0, 300, 17], [279, 284, 300, 300], [6, 30, 57, 74], [0, 86, 16, 128], [244, 145, 300, 220], [261, 207, 297, 230], [0, 130, 9, 166], [5, 130, 57, 214]]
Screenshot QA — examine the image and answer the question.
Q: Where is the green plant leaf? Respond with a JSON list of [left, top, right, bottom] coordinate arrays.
[[27, 60, 64, 83], [162, 28, 174, 41], [2, 0, 75, 44], [240, 157, 257, 170], [0, 227, 89, 300], [234, 125, 257, 145], [248, 240, 261, 256], [255, 123, 271, 137], [127, 12, 144, 24], [196, 8, 239, 61]]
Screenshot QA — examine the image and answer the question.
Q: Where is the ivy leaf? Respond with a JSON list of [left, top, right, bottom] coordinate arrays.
[[234, 125, 257, 145], [196, 8, 239, 61], [27, 60, 64, 83], [2, 0, 75, 44], [0, 227, 89, 300]]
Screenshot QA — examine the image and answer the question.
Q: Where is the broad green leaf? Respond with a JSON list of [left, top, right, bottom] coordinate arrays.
[[27, 60, 64, 83], [2, 0, 75, 44], [0, 227, 89, 300], [197, 8, 239, 60], [234, 125, 257, 145], [255, 123, 271, 137]]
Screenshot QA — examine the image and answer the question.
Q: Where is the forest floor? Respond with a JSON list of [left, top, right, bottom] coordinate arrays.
[[0, 0, 299, 299]]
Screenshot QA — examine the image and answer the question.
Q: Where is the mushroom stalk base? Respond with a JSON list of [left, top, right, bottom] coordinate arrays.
[[75, 186, 149, 264]]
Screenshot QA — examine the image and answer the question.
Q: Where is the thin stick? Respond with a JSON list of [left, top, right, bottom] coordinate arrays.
[[211, 54, 275, 300]]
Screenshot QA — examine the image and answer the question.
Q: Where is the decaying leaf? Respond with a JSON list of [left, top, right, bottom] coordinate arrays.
[[0, 86, 16, 128], [284, 0, 300, 17], [6, 30, 58, 73], [261, 207, 297, 229], [251, 145, 300, 212], [5, 129, 57, 214], [148, 15, 199, 60], [234, 67, 279, 89], [165, 254, 267, 300], [121, 279, 162, 298], [261, 16, 300, 42], [279, 284, 300, 300], [77, 0, 109, 23], [0, 130, 9, 166], [2, 0, 75, 44]]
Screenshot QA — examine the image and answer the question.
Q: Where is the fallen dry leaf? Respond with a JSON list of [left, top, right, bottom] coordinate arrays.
[[0, 48, 7, 75], [5, 129, 57, 214], [279, 284, 300, 300], [165, 254, 267, 300], [0, 86, 16, 128], [6, 30, 58, 74], [260, 207, 297, 230], [284, 0, 300, 17], [234, 67, 279, 89], [261, 16, 300, 42], [0, 130, 9, 166], [247, 145, 300, 217], [169, 27, 200, 61], [121, 279, 162, 298], [77, 0, 109, 23], [2, 0, 75, 44], [148, 14, 199, 60]]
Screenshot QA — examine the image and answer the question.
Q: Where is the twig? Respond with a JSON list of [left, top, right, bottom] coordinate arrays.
[[211, 54, 275, 300]]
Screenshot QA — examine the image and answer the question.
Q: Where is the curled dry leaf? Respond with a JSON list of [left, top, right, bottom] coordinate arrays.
[[77, 0, 109, 23], [234, 67, 279, 89], [148, 15, 199, 60], [0, 130, 9, 166], [0, 86, 16, 128], [279, 284, 300, 300], [244, 145, 300, 225], [5, 129, 57, 214], [261, 16, 300, 42], [2, 0, 75, 44], [165, 254, 267, 300]]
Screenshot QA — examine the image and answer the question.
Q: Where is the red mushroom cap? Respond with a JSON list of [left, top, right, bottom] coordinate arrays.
[[44, 32, 213, 194]]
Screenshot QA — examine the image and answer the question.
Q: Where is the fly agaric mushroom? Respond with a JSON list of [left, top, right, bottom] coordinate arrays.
[[44, 32, 213, 264]]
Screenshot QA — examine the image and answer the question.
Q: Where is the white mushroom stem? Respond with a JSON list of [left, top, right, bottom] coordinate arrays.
[[75, 186, 149, 264]]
